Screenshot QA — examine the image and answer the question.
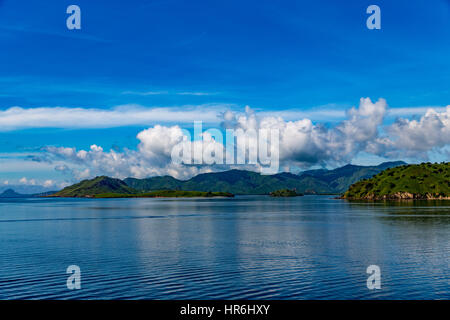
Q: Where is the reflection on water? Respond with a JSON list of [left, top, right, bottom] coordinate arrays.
[[0, 196, 449, 299]]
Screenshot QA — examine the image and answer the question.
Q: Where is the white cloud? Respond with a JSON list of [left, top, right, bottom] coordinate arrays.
[[19, 177, 37, 185], [36, 98, 450, 181], [387, 106, 448, 117], [43, 180, 56, 188], [121, 91, 216, 96], [370, 106, 450, 158], [44, 129, 207, 180], [122, 91, 169, 95], [0, 105, 224, 131], [10, 177, 67, 189], [219, 98, 387, 167], [176, 92, 217, 96], [249, 105, 447, 122], [0, 103, 445, 132]]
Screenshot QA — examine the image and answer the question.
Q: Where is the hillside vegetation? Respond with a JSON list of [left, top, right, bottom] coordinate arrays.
[[93, 190, 234, 198], [269, 189, 304, 197], [49, 162, 408, 197], [51, 176, 233, 198], [52, 176, 137, 197], [343, 162, 450, 200], [125, 161, 405, 195]]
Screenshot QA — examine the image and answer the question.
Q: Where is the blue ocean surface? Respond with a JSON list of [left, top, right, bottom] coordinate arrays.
[[0, 195, 449, 300]]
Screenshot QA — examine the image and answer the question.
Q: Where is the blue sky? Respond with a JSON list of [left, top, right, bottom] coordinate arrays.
[[0, 0, 449, 189]]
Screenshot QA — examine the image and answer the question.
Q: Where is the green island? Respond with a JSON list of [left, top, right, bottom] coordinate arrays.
[[45, 161, 448, 200], [50, 176, 234, 198], [35, 161, 407, 198], [86, 190, 234, 198], [342, 162, 450, 200], [269, 189, 304, 197]]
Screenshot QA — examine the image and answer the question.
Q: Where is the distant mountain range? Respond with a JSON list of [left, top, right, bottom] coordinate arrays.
[[3, 161, 407, 198], [0, 189, 26, 198], [0, 189, 56, 198], [0, 184, 55, 195], [125, 161, 406, 195], [47, 161, 405, 197]]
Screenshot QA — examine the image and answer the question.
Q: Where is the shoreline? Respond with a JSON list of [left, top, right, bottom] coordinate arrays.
[[341, 193, 450, 201]]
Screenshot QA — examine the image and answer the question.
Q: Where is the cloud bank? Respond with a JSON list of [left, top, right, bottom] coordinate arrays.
[[37, 98, 450, 181], [369, 107, 450, 159], [0, 103, 447, 131]]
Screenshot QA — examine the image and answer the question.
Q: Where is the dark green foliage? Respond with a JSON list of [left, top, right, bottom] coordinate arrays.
[[343, 162, 450, 199], [93, 190, 234, 198], [51, 176, 233, 198], [52, 176, 138, 197], [123, 161, 406, 195], [50, 162, 408, 197], [269, 189, 303, 197]]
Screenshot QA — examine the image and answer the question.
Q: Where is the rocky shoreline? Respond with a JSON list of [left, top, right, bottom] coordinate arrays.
[[343, 192, 450, 200]]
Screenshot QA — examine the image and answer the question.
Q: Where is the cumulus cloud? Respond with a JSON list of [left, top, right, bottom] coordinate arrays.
[[44, 129, 210, 180], [220, 98, 387, 167], [13, 177, 66, 189], [370, 106, 450, 158], [19, 177, 37, 185], [38, 98, 450, 180], [43, 180, 57, 188], [0, 103, 446, 132]]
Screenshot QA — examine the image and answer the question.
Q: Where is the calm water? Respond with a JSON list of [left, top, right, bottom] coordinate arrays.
[[0, 195, 449, 300]]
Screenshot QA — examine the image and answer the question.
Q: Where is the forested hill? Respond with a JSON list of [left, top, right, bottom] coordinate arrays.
[[124, 161, 406, 195], [48, 161, 408, 197], [52, 176, 136, 197], [343, 162, 450, 200]]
